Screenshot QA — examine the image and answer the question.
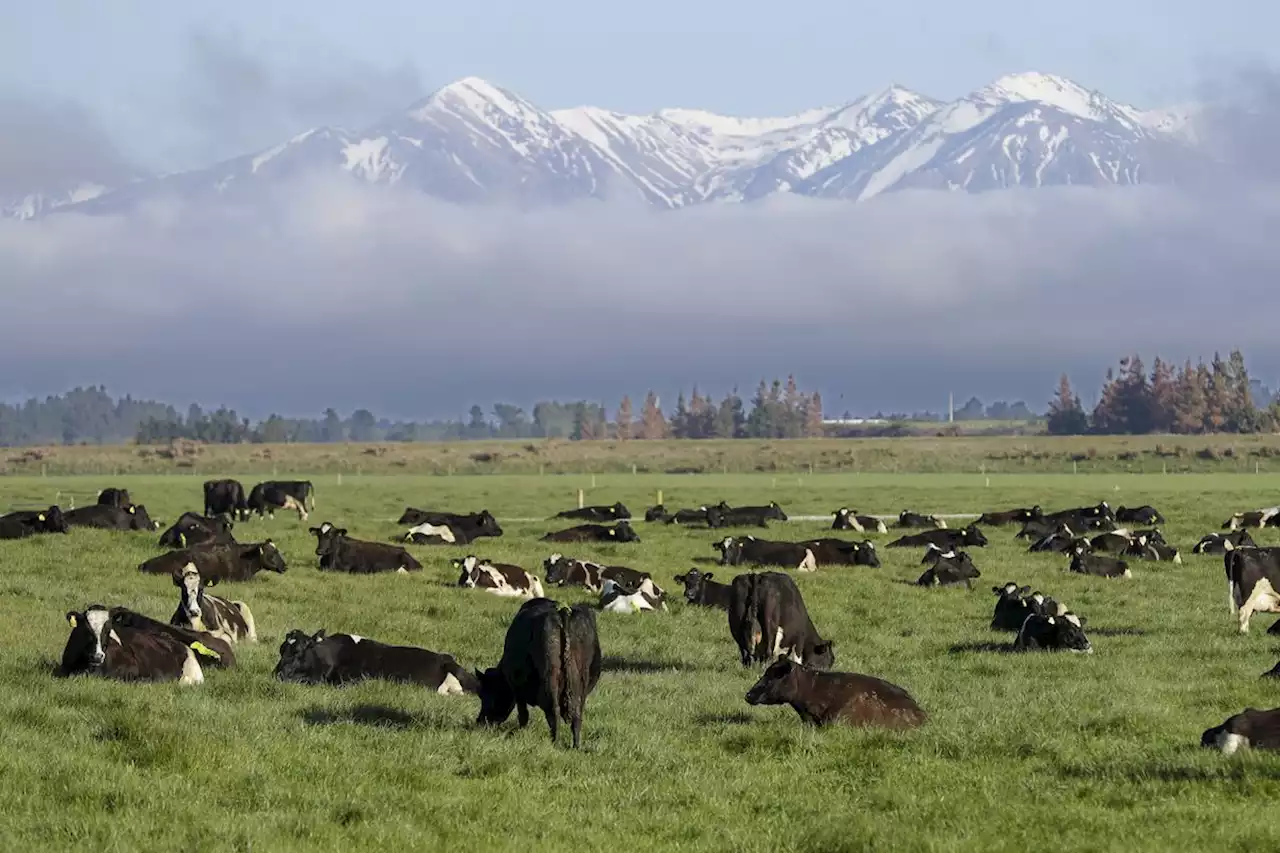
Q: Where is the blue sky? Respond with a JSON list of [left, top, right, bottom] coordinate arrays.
[[3, 0, 1275, 169]]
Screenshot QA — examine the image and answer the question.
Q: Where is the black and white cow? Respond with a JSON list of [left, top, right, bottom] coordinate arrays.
[[1069, 548, 1132, 578], [452, 555, 544, 598], [1194, 530, 1256, 555], [1123, 535, 1182, 564], [540, 521, 640, 543], [990, 583, 1045, 631], [916, 551, 980, 588], [169, 564, 257, 643], [1222, 507, 1280, 531], [1201, 708, 1280, 754], [1116, 505, 1164, 525], [673, 569, 733, 609], [138, 541, 288, 582], [1226, 547, 1280, 632], [708, 502, 788, 528], [247, 481, 315, 520], [403, 510, 505, 545], [745, 657, 927, 729], [312, 525, 422, 574], [158, 512, 236, 549], [799, 538, 881, 567], [977, 506, 1042, 526], [727, 571, 834, 669], [896, 510, 947, 529], [58, 605, 205, 684], [1014, 611, 1092, 653], [64, 504, 159, 532], [0, 506, 68, 539], [108, 607, 236, 670], [599, 577, 667, 613], [204, 479, 250, 521], [830, 508, 888, 534], [648, 505, 721, 526], [542, 554, 661, 595], [715, 536, 818, 571], [96, 488, 132, 508], [474, 597, 602, 748], [888, 525, 987, 550], [275, 629, 479, 695], [553, 502, 631, 522], [1028, 526, 1089, 554]]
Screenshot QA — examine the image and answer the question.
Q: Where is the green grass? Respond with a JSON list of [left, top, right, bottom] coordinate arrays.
[[5, 472, 1280, 852]]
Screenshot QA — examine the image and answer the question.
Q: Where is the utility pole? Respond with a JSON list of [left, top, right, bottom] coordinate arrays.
[[948, 392, 954, 423]]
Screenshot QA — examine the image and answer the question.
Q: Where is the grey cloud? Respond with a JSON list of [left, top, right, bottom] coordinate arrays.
[[0, 95, 137, 197]]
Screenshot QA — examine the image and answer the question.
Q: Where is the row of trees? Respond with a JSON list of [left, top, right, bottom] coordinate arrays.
[[1047, 351, 1275, 435]]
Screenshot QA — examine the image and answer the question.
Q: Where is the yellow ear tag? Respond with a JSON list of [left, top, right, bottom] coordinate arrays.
[[609, 529, 616, 536], [190, 642, 220, 660], [178, 533, 186, 547], [38, 514, 45, 522], [129, 507, 136, 514], [67, 615, 77, 627]]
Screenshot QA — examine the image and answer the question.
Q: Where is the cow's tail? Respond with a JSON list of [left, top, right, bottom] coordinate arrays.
[[307, 483, 315, 511], [233, 600, 258, 642], [743, 575, 763, 664], [558, 606, 594, 732], [1226, 551, 1243, 612]]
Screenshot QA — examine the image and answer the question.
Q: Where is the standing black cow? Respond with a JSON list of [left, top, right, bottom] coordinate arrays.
[[204, 479, 250, 521], [727, 572, 834, 669], [97, 488, 132, 508], [474, 598, 603, 749], [247, 481, 315, 520]]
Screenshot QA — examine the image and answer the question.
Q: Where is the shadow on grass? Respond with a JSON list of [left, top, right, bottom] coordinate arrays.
[[948, 641, 1017, 654], [1058, 755, 1280, 784], [694, 711, 754, 726], [689, 557, 722, 566], [601, 655, 698, 674], [1089, 627, 1148, 637], [302, 704, 435, 730]]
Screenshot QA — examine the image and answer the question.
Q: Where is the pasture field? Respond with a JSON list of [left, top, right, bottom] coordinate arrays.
[[4, 472, 1280, 852]]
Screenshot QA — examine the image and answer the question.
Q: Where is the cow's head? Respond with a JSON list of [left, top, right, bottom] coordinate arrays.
[[543, 554, 568, 584], [1050, 613, 1092, 653], [644, 505, 668, 522], [713, 537, 741, 565], [475, 510, 503, 537], [674, 569, 712, 603], [962, 525, 988, 546], [255, 540, 288, 573], [767, 502, 788, 521], [41, 506, 69, 534], [475, 667, 516, 726], [310, 524, 342, 558], [453, 555, 481, 588], [608, 521, 640, 543], [994, 582, 1031, 601], [745, 656, 805, 706], [832, 508, 854, 530], [61, 605, 115, 672], [125, 504, 159, 531], [854, 540, 880, 568], [610, 502, 631, 520], [274, 629, 326, 683], [173, 564, 210, 624]]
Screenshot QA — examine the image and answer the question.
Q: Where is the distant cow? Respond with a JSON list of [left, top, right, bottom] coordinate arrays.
[[990, 583, 1044, 631], [888, 525, 987, 550], [1123, 535, 1181, 564], [1223, 507, 1280, 531], [540, 521, 640, 543], [1194, 530, 1256, 555], [453, 555, 544, 598], [647, 505, 719, 526], [727, 571, 834, 669], [673, 569, 732, 609], [247, 481, 315, 520], [58, 605, 205, 684], [1201, 708, 1280, 754], [916, 551, 980, 588], [0, 506, 68, 539], [402, 509, 503, 544], [553, 502, 631, 522], [599, 577, 666, 613], [204, 479, 250, 521], [311, 525, 421, 574], [709, 502, 788, 528], [542, 554, 660, 595], [1028, 526, 1088, 554], [1069, 549, 1132, 578], [1226, 547, 1280, 632], [96, 488, 132, 508], [715, 536, 817, 572], [274, 629, 479, 695], [896, 511, 946, 529], [799, 538, 881, 567], [64, 504, 159, 532], [831, 508, 888, 534], [977, 506, 1041, 526], [138, 541, 287, 582], [745, 657, 926, 729], [170, 565, 257, 643], [158, 512, 236, 549], [1116, 505, 1164, 525], [1014, 611, 1092, 653], [475, 597, 603, 748]]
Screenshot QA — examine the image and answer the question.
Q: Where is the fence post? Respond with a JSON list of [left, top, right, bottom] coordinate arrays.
[[631, 464, 637, 476], [1072, 460, 1077, 475], [591, 474, 597, 489], [337, 473, 342, 487], [656, 489, 663, 506], [577, 488, 584, 509]]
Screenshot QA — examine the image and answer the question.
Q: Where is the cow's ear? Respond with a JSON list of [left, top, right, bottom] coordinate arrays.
[[308, 527, 319, 535], [703, 572, 714, 581], [128, 506, 136, 514], [37, 513, 45, 522], [1046, 617, 1056, 624], [337, 529, 348, 538], [171, 573, 183, 586], [66, 612, 78, 627], [608, 529, 616, 536], [205, 576, 219, 588]]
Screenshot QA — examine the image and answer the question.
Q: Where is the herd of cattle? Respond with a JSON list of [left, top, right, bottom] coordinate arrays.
[[10, 481, 1280, 752]]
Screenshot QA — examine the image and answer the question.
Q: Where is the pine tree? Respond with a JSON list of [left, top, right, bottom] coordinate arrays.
[[1091, 368, 1123, 434], [1047, 374, 1089, 435], [670, 392, 690, 439], [715, 389, 746, 439], [804, 392, 825, 437], [782, 375, 803, 438], [1148, 357, 1177, 434], [745, 380, 772, 438], [1170, 360, 1206, 434], [639, 392, 666, 439], [616, 396, 633, 440]]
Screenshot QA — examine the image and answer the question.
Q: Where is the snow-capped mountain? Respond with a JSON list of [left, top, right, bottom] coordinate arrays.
[[8, 71, 1204, 218]]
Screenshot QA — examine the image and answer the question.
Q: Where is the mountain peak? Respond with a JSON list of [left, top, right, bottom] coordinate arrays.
[[975, 71, 1110, 118], [408, 76, 538, 123]]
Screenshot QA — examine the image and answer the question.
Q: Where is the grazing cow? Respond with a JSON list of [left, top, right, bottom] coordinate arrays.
[[745, 657, 926, 729], [58, 605, 205, 684], [542, 554, 661, 595], [108, 607, 235, 669], [540, 521, 640, 544], [1123, 535, 1182, 564], [1116, 505, 1164, 525], [673, 569, 732, 609], [453, 555, 544, 598], [170, 565, 257, 643], [138, 541, 287, 582], [977, 506, 1042, 526], [475, 597, 603, 748], [799, 538, 881, 567], [990, 583, 1043, 631], [709, 502, 788, 528], [715, 536, 818, 572], [1226, 547, 1280, 632], [0, 506, 68, 539], [64, 504, 159, 531], [916, 551, 980, 588], [1201, 708, 1280, 754], [1028, 526, 1089, 554], [311, 525, 422, 574], [896, 510, 947, 529], [1014, 611, 1092, 653], [158, 512, 235, 549], [96, 488, 132, 508], [247, 481, 315, 520], [204, 479, 250, 521], [888, 525, 988, 550], [553, 502, 631, 522], [599, 577, 666, 613], [1194, 530, 1256, 555], [1223, 507, 1280, 531], [831, 508, 888, 534], [1069, 548, 1132, 578], [274, 629, 479, 695], [727, 571, 834, 669]]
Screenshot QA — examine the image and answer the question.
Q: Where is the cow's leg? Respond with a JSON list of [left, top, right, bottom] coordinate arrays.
[[541, 700, 559, 744], [516, 700, 529, 728], [797, 549, 817, 572], [1238, 578, 1280, 633]]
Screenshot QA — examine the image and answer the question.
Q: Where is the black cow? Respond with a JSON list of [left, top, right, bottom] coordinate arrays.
[[652, 505, 721, 526], [728, 572, 834, 669], [1193, 530, 1256, 555], [542, 554, 659, 595], [138, 541, 287, 582], [673, 569, 733, 609], [916, 551, 980, 588], [1226, 547, 1280, 632], [1069, 549, 1131, 578], [97, 488, 132, 508], [1116, 505, 1164, 525], [553, 502, 631, 522], [1222, 507, 1280, 531], [247, 481, 315, 520], [403, 510, 504, 545], [1047, 501, 1114, 522], [311, 525, 422, 574], [64, 504, 159, 531], [896, 510, 946, 529], [799, 538, 881, 567], [977, 506, 1042, 526], [540, 521, 640, 543], [887, 525, 987, 550], [108, 607, 236, 670], [643, 504, 670, 522], [170, 565, 257, 643], [1014, 611, 1092, 653], [58, 605, 205, 684], [398, 507, 496, 527], [709, 502, 788, 528], [1201, 708, 1280, 754], [204, 479, 250, 521], [715, 536, 818, 571], [158, 512, 236, 549], [745, 657, 926, 729], [475, 597, 602, 749], [830, 508, 888, 534], [275, 629, 479, 695], [990, 583, 1043, 631], [0, 506, 68, 539]]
